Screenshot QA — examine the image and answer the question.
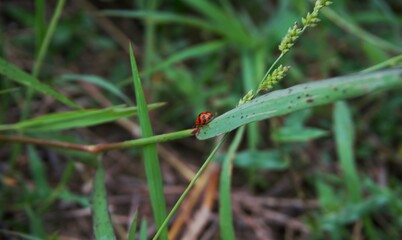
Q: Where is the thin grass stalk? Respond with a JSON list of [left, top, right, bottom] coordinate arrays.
[[152, 134, 228, 240], [23, 0, 67, 119]]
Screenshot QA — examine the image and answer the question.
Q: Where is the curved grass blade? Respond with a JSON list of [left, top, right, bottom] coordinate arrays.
[[60, 74, 132, 104], [0, 57, 80, 109], [323, 8, 402, 53], [197, 68, 402, 139], [142, 40, 226, 76], [102, 10, 220, 33], [129, 44, 168, 239], [93, 156, 116, 240], [0, 103, 164, 132]]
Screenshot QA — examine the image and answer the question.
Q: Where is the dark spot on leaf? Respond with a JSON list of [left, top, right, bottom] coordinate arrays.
[[306, 98, 314, 103], [304, 85, 309, 90], [241, 116, 244, 119], [288, 106, 292, 109], [288, 88, 293, 93], [325, 95, 329, 99], [342, 89, 347, 94], [305, 93, 310, 97], [333, 87, 338, 91], [297, 96, 301, 99]]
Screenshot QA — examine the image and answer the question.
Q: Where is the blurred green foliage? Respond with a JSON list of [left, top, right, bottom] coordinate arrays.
[[0, 0, 401, 239]]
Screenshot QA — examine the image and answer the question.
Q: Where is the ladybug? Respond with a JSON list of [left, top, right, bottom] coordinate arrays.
[[193, 111, 214, 135], [195, 111, 214, 127]]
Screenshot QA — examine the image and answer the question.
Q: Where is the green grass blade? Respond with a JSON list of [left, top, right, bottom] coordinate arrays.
[[197, 68, 402, 139], [28, 146, 50, 198], [184, 0, 250, 46], [139, 219, 148, 240], [102, 10, 220, 33], [333, 101, 361, 202], [0, 103, 164, 132], [0, 229, 43, 240], [142, 40, 226, 76], [93, 156, 116, 240], [152, 134, 228, 240], [272, 126, 328, 143], [323, 8, 402, 53], [32, 0, 66, 77], [219, 126, 244, 240], [25, 205, 45, 238], [34, 0, 46, 55], [128, 210, 138, 240], [333, 101, 378, 239], [38, 160, 75, 213], [129, 44, 167, 239], [233, 150, 288, 170], [60, 74, 132, 104], [0, 57, 80, 109]]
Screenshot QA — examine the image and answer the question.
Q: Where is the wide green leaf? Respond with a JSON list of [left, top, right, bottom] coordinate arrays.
[[197, 68, 402, 139]]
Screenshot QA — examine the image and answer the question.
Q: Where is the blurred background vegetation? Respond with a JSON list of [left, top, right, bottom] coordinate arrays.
[[1, 0, 402, 239]]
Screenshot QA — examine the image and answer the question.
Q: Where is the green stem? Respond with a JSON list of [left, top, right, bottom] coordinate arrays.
[[152, 134, 228, 240], [0, 129, 194, 153]]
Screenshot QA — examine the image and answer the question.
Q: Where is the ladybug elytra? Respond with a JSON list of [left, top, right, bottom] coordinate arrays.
[[195, 111, 214, 127]]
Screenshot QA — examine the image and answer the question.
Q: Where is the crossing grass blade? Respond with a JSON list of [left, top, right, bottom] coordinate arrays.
[[93, 156, 116, 240], [129, 44, 168, 240], [0, 103, 165, 132], [0, 57, 80, 109], [60, 74, 132, 104], [197, 68, 402, 139]]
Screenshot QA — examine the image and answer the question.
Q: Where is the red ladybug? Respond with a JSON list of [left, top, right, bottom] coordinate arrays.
[[193, 111, 214, 135], [195, 111, 214, 127]]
